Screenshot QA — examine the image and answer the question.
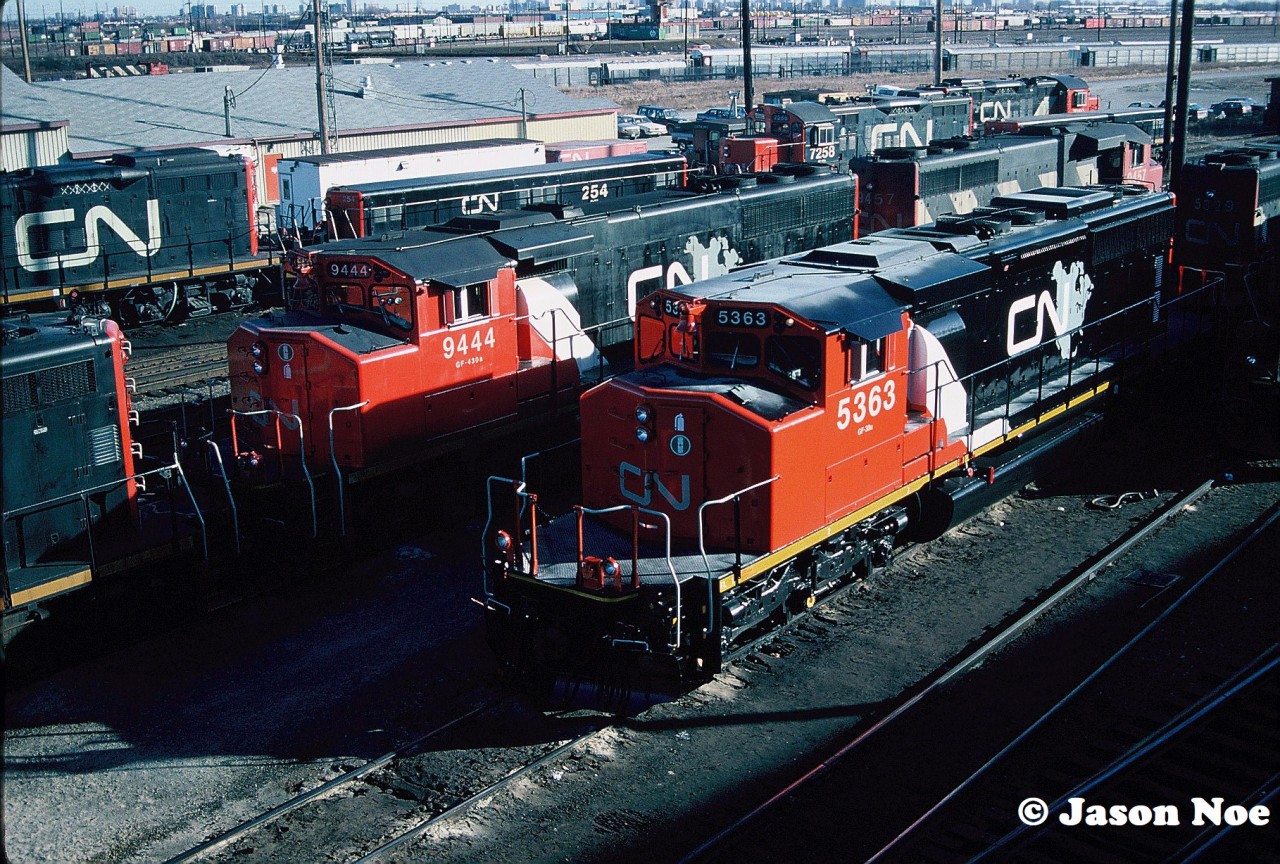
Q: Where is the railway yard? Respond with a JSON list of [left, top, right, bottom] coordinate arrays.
[[4, 348, 1278, 862], [3, 47, 1280, 864]]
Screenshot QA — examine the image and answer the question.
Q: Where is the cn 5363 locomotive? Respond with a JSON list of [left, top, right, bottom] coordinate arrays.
[[482, 185, 1199, 686], [228, 167, 857, 484], [0, 148, 283, 324], [1175, 139, 1280, 272]]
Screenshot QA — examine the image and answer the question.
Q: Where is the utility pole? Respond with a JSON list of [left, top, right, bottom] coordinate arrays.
[[312, 0, 333, 154], [1170, 0, 1195, 191], [1161, 0, 1178, 179], [934, 0, 942, 83], [741, 0, 752, 113], [224, 85, 235, 136], [15, 0, 34, 82]]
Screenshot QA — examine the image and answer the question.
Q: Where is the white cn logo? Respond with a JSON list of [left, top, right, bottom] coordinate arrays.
[[1006, 260, 1094, 360], [16, 200, 163, 273]]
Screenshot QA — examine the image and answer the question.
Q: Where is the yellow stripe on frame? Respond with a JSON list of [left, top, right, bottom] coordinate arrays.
[[9, 568, 92, 607]]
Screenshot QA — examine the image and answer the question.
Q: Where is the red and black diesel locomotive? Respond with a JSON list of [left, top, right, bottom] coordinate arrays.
[[324, 152, 688, 240], [228, 167, 858, 485], [851, 125, 1161, 234], [482, 185, 1204, 686], [0, 148, 282, 325], [1175, 138, 1280, 272]]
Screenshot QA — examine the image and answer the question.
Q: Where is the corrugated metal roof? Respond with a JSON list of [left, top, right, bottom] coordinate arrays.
[[3, 60, 618, 157]]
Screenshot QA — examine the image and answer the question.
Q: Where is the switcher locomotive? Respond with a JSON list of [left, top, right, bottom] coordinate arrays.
[[0, 148, 282, 325], [228, 167, 857, 485], [483, 185, 1194, 686]]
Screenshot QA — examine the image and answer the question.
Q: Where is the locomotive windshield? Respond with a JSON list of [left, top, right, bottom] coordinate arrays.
[[765, 334, 821, 391], [323, 281, 414, 333]]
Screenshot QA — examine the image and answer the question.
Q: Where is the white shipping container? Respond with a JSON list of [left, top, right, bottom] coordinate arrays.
[[276, 139, 546, 231]]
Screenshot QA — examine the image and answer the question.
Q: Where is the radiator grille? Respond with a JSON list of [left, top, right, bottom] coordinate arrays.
[[743, 189, 849, 236], [89, 424, 122, 466], [2, 360, 98, 416]]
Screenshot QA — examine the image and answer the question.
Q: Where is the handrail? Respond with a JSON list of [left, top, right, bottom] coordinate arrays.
[[328, 401, 369, 537], [697, 475, 780, 641], [229, 408, 317, 539], [482, 474, 537, 599], [573, 503, 680, 650], [205, 440, 241, 557]]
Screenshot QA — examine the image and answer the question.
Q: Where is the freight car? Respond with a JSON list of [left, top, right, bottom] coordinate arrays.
[[227, 167, 857, 494], [324, 152, 688, 240], [1175, 139, 1280, 272], [1, 313, 205, 640], [482, 185, 1207, 687], [850, 126, 1161, 233], [0, 148, 283, 325]]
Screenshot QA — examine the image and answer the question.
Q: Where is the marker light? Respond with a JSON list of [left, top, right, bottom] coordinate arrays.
[[495, 530, 513, 551], [602, 558, 619, 578]]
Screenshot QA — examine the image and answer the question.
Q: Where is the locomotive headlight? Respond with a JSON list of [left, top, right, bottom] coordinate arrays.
[[635, 405, 652, 424], [250, 341, 266, 358], [636, 426, 651, 443], [252, 359, 267, 376]]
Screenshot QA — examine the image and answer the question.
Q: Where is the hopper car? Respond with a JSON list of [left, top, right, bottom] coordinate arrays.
[[1, 148, 284, 325], [324, 152, 688, 240], [481, 185, 1221, 688], [227, 167, 858, 490]]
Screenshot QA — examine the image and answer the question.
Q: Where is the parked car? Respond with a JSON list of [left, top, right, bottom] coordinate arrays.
[[638, 105, 684, 127], [1186, 103, 1209, 121], [696, 106, 747, 122], [617, 114, 667, 139], [1209, 97, 1260, 118]]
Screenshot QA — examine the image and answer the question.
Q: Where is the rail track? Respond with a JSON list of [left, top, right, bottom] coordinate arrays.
[[678, 488, 1280, 864], [868, 500, 1280, 864], [127, 342, 229, 395], [165, 696, 607, 863]]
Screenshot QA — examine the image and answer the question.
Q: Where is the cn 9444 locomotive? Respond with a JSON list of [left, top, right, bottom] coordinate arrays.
[[324, 152, 688, 240], [228, 167, 857, 486], [1, 313, 204, 639], [483, 186, 1196, 687], [0, 148, 282, 325]]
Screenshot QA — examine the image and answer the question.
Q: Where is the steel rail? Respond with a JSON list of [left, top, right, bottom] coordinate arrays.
[[350, 727, 605, 863], [902, 499, 1280, 864], [677, 477, 1219, 864], [163, 704, 493, 864]]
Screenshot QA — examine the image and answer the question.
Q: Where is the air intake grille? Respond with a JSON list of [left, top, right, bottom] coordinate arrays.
[[89, 424, 122, 466], [2, 360, 97, 416], [743, 188, 849, 236]]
